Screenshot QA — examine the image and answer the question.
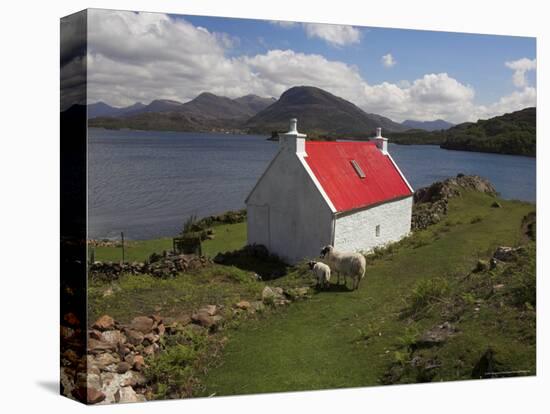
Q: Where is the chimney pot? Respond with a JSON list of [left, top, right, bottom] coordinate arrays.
[[278, 118, 307, 155], [373, 127, 388, 155]]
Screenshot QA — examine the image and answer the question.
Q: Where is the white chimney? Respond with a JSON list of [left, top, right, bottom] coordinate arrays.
[[374, 127, 388, 155], [279, 118, 307, 155]]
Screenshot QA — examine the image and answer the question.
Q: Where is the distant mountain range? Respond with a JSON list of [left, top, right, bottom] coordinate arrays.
[[83, 87, 535, 156], [401, 119, 454, 131], [388, 107, 536, 156], [88, 86, 407, 136]]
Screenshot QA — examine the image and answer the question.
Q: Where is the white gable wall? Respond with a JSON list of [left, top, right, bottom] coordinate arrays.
[[334, 196, 413, 253], [246, 148, 334, 264]]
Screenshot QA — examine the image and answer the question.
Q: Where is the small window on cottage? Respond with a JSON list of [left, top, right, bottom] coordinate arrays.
[[350, 160, 366, 178], [375, 225, 381, 237]]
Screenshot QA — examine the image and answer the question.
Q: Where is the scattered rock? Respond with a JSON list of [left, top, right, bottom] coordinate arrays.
[[412, 175, 497, 230], [92, 352, 120, 371], [130, 316, 154, 334], [124, 329, 144, 346], [93, 315, 115, 331], [88, 338, 116, 354], [491, 201, 503, 208], [191, 310, 223, 329], [64, 312, 80, 327], [250, 301, 265, 313], [121, 371, 147, 387], [72, 386, 105, 404], [493, 246, 524, 262], [416, 322, 457, 347], [100, 330, 126, 346], [202, 305, 218, 316], [286, 286, 310, 300], [115, 386, 146, 403], [133, 355, 145, 371], [235, 300, 251, 310], [116, 362, 131, 374]]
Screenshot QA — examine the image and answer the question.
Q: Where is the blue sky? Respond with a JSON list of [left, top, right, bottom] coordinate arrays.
[[85, 9, 537, 123], [183, 15, 535, 106]]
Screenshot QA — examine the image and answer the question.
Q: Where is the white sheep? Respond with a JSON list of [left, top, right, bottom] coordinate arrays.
[[320, 245, 366, 290], [308, 261, 331, 289]]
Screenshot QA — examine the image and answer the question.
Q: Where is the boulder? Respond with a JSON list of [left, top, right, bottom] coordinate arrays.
[[416, 322, 457, 347], [262, 286, 282, 303], [116, 361, 131, 374], [249, 301, 265, 313], [99, 371, 138, 404], [60, 367, 75, 397], [286, 287, 310, 300], [192, 311, 223, 329], [235, 300, 251, 310], [124, 329, 144, 346], [115, 386, 146, 403], [60, 326, 75, 341], [92, 315, 115, 331], [202, 305, 218, 316], [88, 338, 116, 354], [133, 355, 145, 371], [92, 352, 120, 371], [129, 316, 154, 334], [121, 371, 147, 387], [64, 312, 80, 327], [100, 330, 127, 346], [72, 386, 105, 404], [493, 246, 523, 262]]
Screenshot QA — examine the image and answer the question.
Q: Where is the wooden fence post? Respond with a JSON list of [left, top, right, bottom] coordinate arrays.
[[121, 231, 125, 263]]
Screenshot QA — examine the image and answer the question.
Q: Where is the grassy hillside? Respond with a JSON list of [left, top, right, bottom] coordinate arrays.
[[89, 188, 535, 398], [388, 107, 536, 156], [200, 191, 535, 395]]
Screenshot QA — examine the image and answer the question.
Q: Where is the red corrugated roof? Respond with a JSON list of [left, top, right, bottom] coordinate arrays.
[[304, 141, 412, 213]]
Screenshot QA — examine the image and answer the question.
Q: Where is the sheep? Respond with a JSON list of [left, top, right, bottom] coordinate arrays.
[[320, 245, 366, 290], [308, 261, 331, 289]]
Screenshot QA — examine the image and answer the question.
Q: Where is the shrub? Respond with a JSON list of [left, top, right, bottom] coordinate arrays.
[[145, 328, 209, 399], [406, 277, 450, 316]]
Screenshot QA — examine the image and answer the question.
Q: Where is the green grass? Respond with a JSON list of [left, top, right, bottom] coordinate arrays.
[[202, 222, 246, 257], [92, 222, 247, 263], [93, 238, 173, 263], [88, 264, 263, 324], [198, 191, 535, 396]]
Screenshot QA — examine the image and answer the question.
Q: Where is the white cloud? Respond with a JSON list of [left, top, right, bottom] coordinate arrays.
[[272, 20, 362, 47], [269, 20, 298, 28], [86, 10, 535, 124], [302, 23, 361, 47], [381, 53, 396, 68], [505, 57, 536, 88]]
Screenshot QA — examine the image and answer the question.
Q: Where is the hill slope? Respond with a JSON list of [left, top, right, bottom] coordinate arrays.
[[440, 107, 536, 156], [245, 86, 407, 136], [402, 119, 454, 131], [387, 107, 536, 156]]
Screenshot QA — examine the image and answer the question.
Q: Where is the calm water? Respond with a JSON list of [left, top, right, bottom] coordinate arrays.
[[88, 128, 536, 240]]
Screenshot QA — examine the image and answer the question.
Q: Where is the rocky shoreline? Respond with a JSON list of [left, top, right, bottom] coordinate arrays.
[[411, 174, 497, 230]]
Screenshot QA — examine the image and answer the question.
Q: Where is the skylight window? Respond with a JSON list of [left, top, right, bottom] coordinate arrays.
[[350, 160, 366, 179]]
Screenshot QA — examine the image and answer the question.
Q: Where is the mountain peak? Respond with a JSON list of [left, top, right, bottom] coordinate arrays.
[[246, 85, 406, 135]]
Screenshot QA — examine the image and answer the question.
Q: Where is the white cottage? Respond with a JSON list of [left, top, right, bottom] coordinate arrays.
[[246, 119, 414, 264]]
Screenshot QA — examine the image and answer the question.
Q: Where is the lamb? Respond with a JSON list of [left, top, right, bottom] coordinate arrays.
[[320, 245, 366, 290], [308, 261, 331, 289]]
